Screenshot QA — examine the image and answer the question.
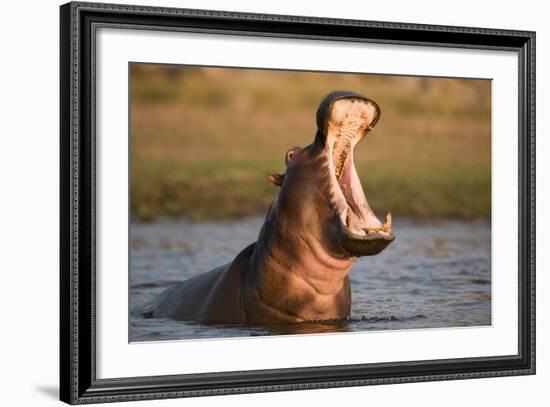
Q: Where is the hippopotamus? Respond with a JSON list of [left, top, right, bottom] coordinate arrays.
[[152, 91, 394, 324]]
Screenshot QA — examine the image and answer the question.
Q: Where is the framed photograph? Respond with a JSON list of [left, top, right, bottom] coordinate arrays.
[[60, 1, 535, 404]]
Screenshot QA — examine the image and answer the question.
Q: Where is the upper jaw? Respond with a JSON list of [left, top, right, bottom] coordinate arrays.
[[318, 92, 394, 256]]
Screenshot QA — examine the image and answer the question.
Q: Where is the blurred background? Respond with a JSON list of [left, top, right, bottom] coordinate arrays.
[[130, 64, 491, 222]]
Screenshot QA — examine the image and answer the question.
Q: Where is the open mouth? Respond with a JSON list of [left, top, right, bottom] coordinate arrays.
[[325, 96, 394, 256]]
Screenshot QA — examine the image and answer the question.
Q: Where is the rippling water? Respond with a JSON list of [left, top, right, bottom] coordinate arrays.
[[129, 217, 491, 342]]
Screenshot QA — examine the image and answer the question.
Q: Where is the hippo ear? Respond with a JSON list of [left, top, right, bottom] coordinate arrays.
[[267, 171, 284, 187]]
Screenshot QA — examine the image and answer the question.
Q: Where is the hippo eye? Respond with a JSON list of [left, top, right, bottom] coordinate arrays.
[[285, 146, 302, 165], [285, 150, 295, 164]]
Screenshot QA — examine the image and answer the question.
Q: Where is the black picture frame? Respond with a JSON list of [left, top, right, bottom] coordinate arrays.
[[60, 1, 536, 404]]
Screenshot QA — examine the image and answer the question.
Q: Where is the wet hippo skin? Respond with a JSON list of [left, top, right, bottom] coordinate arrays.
[[152, 91, 395, 324]]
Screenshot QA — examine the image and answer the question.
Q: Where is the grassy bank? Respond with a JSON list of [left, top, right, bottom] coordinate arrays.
[[130, 65, 491, 221]]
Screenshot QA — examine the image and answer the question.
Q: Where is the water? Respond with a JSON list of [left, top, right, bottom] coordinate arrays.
[[129, 217, 491, 342]]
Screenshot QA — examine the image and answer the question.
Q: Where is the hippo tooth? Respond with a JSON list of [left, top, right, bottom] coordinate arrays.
[[383, 212, 392, 231]]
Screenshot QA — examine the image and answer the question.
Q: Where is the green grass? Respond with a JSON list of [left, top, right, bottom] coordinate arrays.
[[130, 64, 491, 221]]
